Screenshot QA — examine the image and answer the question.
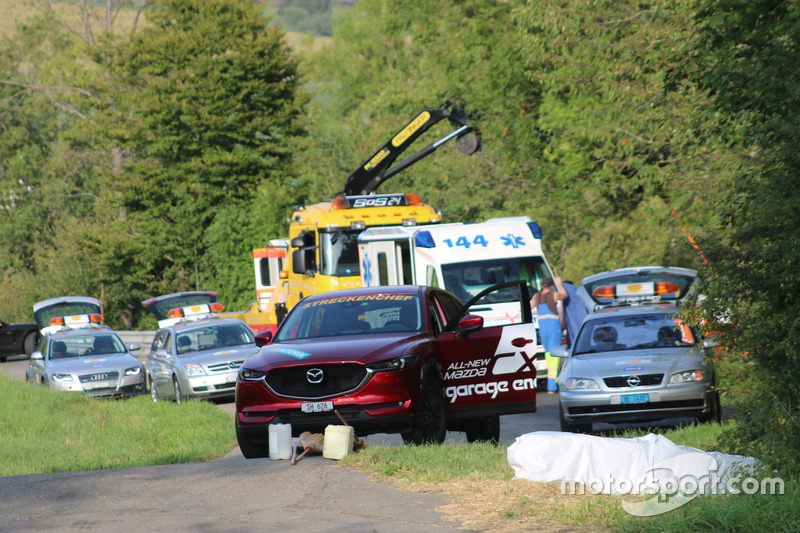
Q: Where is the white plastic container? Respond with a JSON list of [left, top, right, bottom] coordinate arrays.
[[268, 423, 293, 460], [322, 425, 354, 460]]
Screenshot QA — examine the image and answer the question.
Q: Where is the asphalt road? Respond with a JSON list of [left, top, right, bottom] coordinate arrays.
[[0, 354, 706, 532]]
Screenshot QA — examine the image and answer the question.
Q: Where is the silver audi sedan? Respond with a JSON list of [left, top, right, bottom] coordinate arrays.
[[26, 328, 146, 398]]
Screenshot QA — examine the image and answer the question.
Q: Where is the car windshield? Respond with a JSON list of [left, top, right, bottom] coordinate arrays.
[[49, 333, 126, 359], [573, 313, 696, 356], [442, 257, 550, 304], [276, 293, 422, 341], [175, 323, 254, 354]]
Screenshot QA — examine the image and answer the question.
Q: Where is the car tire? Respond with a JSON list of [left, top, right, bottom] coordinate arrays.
[[465, 414, 500, 444], [0, 355, 6, 363], [173, 376, 183, 405], [697, 390, 721, 424], [402, 372, 446, 445], [149, 375, 158, 403], [559, 401, 591, 433], [23, 332, 38, 357], [236, 423, 269, 459]]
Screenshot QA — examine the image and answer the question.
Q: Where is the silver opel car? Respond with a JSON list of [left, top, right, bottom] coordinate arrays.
[[26, 327, 145, 398], [144, 294, 258, 404], [553, 266, 720, 432]]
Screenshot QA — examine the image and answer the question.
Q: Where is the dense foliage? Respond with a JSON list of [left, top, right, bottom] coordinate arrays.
[[1, 0, 798, 473]]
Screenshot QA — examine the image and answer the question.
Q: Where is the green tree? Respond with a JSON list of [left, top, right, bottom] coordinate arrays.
[[512, 0, 728, 279], [0, 13, 110, 321], [682, 0, 800, 474], [298, 0, 721, 282], [93, 0, 306, 321]]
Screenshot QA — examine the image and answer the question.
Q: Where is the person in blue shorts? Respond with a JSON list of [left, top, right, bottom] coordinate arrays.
[[531, 276, 568, 393]]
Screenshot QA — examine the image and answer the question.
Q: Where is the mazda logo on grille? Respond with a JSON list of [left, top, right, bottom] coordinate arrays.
[[626, 375, 641, 387], [306, 368, 324, 384], [91, 373, 109, 381]]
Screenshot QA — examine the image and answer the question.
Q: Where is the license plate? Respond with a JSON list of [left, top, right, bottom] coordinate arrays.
[[621, 393, 649, 404], [83, 381, 115, 391], [301, 401, 334, 413]]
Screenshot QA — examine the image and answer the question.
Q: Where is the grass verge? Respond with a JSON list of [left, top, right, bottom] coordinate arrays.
[[342, 423, 799, 533], [0, 375, 235, 477]]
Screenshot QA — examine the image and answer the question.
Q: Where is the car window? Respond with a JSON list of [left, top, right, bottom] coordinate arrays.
[[276, 293, 421, 341], [151, 330, 170, 352], [49, 333, 125, 358], [173, 323, 254, 354], [573, 313, 696, 355], [431, 291, 463, 328]]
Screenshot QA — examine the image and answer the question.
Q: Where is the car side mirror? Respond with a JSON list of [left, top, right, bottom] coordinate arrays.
[[455, 314, 483, 339], [550, 345, 568, 358], [254, 330, 273, 347], [128, 342, 141, 352], [31, 350, 43, 360], [155, 348, 170, 358], [701, 339, 718, 349]]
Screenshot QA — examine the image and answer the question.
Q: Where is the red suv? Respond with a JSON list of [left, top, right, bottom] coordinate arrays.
[[235, 282, 538, 457]]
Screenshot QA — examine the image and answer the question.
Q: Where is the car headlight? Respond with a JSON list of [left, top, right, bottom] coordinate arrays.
[[366, 354, 419, 372], [670, 370, 705, 383], [125, 366, 142, 376], [563, 377, 600, 390], [51, 373, 74, 382], [184, 363, 206, 376], [238, 368, 266, 381]]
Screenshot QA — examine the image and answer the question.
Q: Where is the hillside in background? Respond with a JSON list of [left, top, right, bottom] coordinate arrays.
[[0, 0, 330, 50]]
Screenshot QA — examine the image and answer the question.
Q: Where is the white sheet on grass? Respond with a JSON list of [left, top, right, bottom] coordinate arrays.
[[507, 431, 760, 496]]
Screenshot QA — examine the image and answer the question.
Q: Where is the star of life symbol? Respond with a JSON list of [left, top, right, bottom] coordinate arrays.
[[501, 234, 526, 248], [361, 255, 373, 286]]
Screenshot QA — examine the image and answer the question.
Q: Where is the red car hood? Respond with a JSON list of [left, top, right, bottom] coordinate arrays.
[[245, 332, 428, 370]]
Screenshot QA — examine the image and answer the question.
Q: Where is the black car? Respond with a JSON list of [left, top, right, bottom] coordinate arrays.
[[0, 318, 39, 362]]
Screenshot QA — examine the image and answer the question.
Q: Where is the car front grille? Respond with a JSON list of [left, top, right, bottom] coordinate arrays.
[[79, 371, 120, 383], [207, 360, 245, 373], [265, 363, 368, 399], [603, 374, 663, 388]]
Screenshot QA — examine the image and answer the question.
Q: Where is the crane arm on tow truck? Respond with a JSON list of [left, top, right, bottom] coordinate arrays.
[[342, 101, 481, 196]]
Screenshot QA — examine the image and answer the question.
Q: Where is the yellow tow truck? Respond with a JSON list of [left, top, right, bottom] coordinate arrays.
[[228, 102, 481, 333]]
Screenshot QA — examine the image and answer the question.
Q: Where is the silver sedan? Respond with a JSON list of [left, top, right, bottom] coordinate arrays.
[[553, 304, 720, 433], [26, 328, 145, 398], [147, 318, 258, 404]]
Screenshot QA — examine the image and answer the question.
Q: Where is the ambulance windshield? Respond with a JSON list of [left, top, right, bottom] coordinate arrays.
[[442, 257, 551, 303]]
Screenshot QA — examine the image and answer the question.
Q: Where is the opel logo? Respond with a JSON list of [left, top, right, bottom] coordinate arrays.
[[626, 375, 641, 387], [307, 368, 324, 384]]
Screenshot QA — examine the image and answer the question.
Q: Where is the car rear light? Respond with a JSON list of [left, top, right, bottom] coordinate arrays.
[[655, 281, 680, 296], [591, 286, 615, 299], [167, 308, 185, 319]]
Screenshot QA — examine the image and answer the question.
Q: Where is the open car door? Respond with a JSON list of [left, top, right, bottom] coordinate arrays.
[[437, 281, 538, 418]]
